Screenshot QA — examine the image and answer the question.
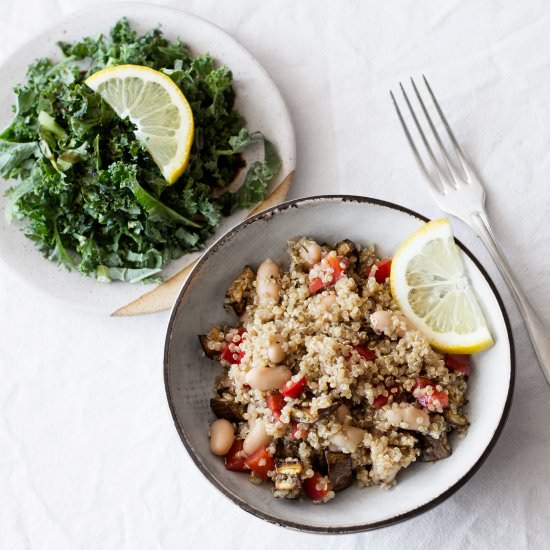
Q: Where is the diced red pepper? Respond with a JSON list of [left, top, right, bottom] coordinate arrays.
[[372, 258, 392, 283], [308, 277, 326, 295], [308, 255, 349, 294], [244, 447, 274, 479], [418, 390, 449, 411], [415, 377, 432, 389], [224, 439, 248, 472], [220, 328, 246, 365], [372, 384, 399, 409], [281, 375, 306, 398], [220, 345, 244, 364], [354, 345, 376, 361], [266, 393, 285, 419], [303, 472, 333, 502], [373, 395, 388, 408], [414, 377, 449, 411], [290, 422, 309, 440], [446, 354, 471, 376]]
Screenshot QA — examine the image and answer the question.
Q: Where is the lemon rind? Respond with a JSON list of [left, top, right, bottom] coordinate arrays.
[[390, 218, 494, 354]]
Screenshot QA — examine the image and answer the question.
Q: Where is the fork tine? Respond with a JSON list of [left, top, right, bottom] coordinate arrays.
[[398, 83, 447, 192], [422, 75, 471, 180], [390, 91, 441, 194], [410, 77, 462, 188]]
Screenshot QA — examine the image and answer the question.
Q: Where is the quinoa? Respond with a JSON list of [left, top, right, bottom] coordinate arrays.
[[202, 237, 471, 503]]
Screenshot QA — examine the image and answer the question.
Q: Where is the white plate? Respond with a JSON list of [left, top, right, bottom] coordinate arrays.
[[0, 2, 295, 314], [164, 196, 515, 533]]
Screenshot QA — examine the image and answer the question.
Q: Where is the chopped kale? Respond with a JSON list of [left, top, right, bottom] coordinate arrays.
[[0, 18, 280, 282]]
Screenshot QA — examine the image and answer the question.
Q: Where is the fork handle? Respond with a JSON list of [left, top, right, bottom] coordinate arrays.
[[469, 211, 550, 384]]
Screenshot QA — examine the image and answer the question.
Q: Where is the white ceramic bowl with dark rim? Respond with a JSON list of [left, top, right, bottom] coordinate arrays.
[[164, 195, 515, 533]]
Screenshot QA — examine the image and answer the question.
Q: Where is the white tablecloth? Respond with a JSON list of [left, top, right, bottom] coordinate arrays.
[[1, 1, 549, 548]]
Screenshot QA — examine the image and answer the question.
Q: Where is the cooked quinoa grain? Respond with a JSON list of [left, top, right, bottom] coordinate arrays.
[[202, 237, 471, 502]]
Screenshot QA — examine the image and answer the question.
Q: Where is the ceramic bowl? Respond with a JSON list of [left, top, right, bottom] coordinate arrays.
[[164, 195, 514, 533]]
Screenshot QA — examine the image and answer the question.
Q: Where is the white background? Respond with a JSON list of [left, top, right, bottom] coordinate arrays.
[[1, 1, 549, 548]]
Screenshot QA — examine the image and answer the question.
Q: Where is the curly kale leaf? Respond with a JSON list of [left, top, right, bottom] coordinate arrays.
[[218, 134, 281, 214], [0, 140, 39, 177]]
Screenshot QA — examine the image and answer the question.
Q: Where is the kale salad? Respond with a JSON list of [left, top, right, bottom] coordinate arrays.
[[0, 18, 280, 282]]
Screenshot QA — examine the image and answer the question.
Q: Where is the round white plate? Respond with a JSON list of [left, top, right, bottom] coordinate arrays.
[[0, 2, 295, 314], [164, 196, 514, 533]]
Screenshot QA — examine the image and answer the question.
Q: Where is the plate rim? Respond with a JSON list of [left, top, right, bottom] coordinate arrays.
[[0, 1, 296, 314], [164, 194, 516, 534]]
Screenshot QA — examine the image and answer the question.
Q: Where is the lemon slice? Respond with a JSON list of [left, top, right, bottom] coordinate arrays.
[[390, 218, 493, 353], [85, 64, 194, 184]]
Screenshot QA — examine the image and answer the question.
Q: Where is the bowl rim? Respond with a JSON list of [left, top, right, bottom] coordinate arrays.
[[164, 194, 515, 534]]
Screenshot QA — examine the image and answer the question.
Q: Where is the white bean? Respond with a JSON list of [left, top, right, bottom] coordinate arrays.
[[209, 419, 235, 456], [335, 404, 352, 425], [257, 258, 280, 280], [343, 426, 365, 450], [370, 310, 394, 334], [256, 259, 281, 304], [403, 405, 430, 429], [258, 279, 280, 303], [306, 241, 322, 264], [320, 292, 337, 309], [330, 426, 365, 453], [385, 403, 430, 431], [243, 421, 272, 455], [245, 365, 292, 391], [298, 239, 322, 265], [268, 342, 286, 363], [246, 404, 257, 428], [370, 310, 414, 338]]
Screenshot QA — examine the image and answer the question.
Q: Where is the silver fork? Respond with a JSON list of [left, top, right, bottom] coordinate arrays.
[[391, 76, 550, 384]]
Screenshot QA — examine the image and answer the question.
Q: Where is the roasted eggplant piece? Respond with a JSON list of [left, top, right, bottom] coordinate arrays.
[[418, 433, 451, 462], [224, 266, 256, 315], [317, 402, 341, 419], [292, 402, 341, 424], [335, 239, 359, 273], [276, 461, 303, 475], [273, 459, 303, 499], [210, 398, 244, 423], [199, 335, 219, 359], [335, 239, 357, 257], [445, 409, 469, 428], [310, 449, 328, 475], [325, 450, 353, 491], [276, 439, 300, 459]]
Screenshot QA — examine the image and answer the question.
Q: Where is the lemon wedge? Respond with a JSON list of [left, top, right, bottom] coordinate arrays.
[[390, 218, 493, 353], [85, 64, 194, 184]]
